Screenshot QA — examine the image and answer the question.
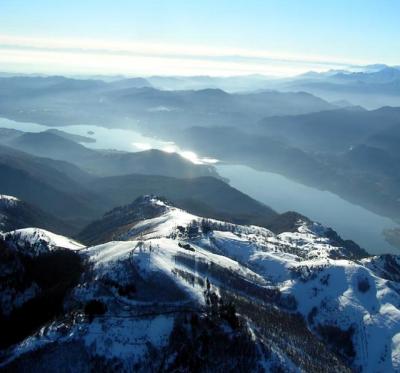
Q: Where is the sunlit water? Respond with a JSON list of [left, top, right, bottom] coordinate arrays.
[[0, 118, 217, 165], [1, 117, 398, 254]]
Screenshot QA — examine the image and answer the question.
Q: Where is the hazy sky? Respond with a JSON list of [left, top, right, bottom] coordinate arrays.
[[0, 0, 399, 76]]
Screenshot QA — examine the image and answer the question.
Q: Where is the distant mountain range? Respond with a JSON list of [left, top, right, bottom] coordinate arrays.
[[0, 75, 335, 130], [276, 66, 400, 108], [2, 65, 399, 110], [143, 66, 400, 108]]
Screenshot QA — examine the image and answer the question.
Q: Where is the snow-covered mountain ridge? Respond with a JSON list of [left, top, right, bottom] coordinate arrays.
[[1, 196, 400, 372], [0, 195, 19, 207], [2, 228, 84, 257]]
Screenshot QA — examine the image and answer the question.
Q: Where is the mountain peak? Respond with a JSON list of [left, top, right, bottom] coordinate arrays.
[[2, 228, 84, 257], [0, 194, 19, 207]]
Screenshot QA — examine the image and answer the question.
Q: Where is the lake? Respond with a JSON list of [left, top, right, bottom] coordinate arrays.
[[0, 117, 217, 165], [0, 116, 398, 255], [217, 164, 398, 255]]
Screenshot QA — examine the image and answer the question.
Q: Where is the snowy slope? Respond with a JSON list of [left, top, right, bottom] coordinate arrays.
[[0, 195, 19, 208], [82, 197, 400, 372], [2, 197, 400, 372], [0, 226, 84, 320], [2, 228, 85, 256]]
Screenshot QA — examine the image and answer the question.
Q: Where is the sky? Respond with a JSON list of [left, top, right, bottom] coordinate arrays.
[[0, 0, 399, 77]]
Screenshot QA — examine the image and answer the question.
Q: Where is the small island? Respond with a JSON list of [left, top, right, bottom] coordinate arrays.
[[46, 129, 96, 143]]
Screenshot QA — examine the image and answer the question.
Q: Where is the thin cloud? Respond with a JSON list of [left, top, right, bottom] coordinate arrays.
[[0, 34, 367, 76]]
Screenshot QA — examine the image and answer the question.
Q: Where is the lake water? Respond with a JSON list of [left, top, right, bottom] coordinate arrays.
[[0, 117, 217, 165], [0, 117, 398, 255], [217, 164, 398, 255]]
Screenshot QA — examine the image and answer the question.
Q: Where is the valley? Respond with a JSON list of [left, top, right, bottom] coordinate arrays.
[[1, 115, 399, 255]]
